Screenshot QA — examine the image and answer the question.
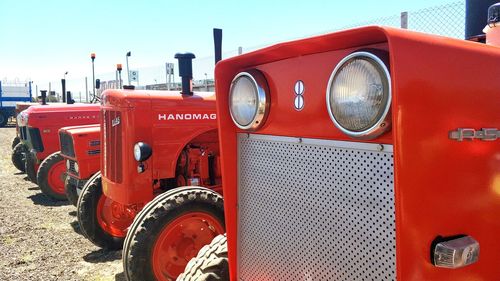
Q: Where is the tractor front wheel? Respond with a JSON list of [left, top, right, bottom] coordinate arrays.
[[177, 234, 229, 281], [37, 152, 67, 200], [25, 151, 38, 184], [65, 175, 88, 206], [11, 143, 27, 173], [123, 187, 225, 281], [11, 136, 20, 149], [77, 172, 130, 250]]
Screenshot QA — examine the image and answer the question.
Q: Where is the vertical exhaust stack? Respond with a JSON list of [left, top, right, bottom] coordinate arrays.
[[485, 3, 500, 46], [66, 91, 74, 104], [465, 0, 498, 42], [40, 90, 47, 105], [213, 28, 222, 64], [61, 79, 66, 103], [175, 52, 196, 96]]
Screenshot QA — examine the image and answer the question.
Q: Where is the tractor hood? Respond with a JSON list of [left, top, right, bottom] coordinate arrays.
[[24, 103, 100, 128], [101, 89, 216, 109]]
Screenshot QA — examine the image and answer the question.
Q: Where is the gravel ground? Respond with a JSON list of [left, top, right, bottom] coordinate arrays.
[[0, 125, 124, 281]]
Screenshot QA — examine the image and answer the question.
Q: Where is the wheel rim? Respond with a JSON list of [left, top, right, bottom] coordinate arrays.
[[96, 195, 132, 237], [47, 160, 66, 195], [151, 212, 225, 281]]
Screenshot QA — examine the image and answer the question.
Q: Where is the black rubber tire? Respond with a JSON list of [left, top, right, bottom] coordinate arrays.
[[64, 176, 79, 206], [177, 234, 229, 281], [64, 175, 87, 206], [123, 187, 225, 281], [0, 113, 7, 127], [11, 136, 20, 149], [25, 150, 38, 184], [11, 143, 27, 173], [37, 151, 67, 200], [77, 172, 124, 250]]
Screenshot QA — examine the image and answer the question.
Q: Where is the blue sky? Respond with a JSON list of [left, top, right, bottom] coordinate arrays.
[[0, 0, 457, 95]]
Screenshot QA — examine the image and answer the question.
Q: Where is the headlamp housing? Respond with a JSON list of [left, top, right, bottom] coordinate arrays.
[[326, 51, 391, 139]]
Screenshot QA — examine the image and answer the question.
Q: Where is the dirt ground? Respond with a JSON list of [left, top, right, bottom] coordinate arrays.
[[0, 124, 124, 281]]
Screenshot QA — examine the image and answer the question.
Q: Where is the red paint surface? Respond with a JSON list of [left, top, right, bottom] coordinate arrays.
[[215, 26, 500, 280]]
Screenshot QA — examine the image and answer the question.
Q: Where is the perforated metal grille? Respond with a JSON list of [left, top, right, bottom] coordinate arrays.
[[237, 134, 395, 281]]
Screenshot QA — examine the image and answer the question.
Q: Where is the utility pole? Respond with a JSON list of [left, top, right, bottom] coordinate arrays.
[[126, 51, 131, 85], [91, 53, 96, 101], [85, 76, 88, 103]]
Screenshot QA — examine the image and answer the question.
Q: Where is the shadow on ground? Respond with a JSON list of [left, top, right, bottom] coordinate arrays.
[[83, 248, 122, 263], [115, 272, 126, 281], [27, 193, 70, 207], [70, 220, 83, 235]]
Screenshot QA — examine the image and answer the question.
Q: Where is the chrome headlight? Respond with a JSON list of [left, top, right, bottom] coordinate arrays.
[[229, 70, 269, 130], [74, 161, 79, 173], [17, 110, 29, 127], [134, 142, 152, 162], [326, 51, 391, 139], [66, 160, 70, 170]]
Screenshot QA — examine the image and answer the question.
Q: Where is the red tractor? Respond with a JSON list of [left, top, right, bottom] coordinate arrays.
[[20, 94, 100, 200], [58, 124, 101, 206], [177, 2, 500, 281], [77, 42, 225, 281]]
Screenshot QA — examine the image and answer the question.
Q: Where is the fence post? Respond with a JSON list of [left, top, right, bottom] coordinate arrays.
[[401, 11, 408, 29]]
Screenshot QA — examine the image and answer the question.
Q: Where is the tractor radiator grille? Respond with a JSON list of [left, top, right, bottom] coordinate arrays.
[[59, 131, 75, 157], [28, 127, 43, 152], [19, 126, 27, 140], [102, 109, 122, 183], [237, 134, 396, 281]]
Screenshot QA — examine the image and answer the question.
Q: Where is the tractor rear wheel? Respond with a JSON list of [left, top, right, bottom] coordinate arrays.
[[11, 136, 20, 149], [123, 187, 225, 281], [77, 172, 129, 250], [37, 152, 67, 200], [177, 234, 229, 281], [25, 151, 38, 184], [11, 143, 27, 173]]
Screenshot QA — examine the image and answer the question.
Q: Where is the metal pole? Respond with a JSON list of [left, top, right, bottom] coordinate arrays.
[[126, 56, 130, 85], [91, 53, 96, 101], [85, 76, 88, 103], [126, 51, 131, 85], [35, 85, 38, 102], [238, 46, 243, 55], [48, 82, 51, 101], [401, 12, 408, 29], [165, 62, 170, 90]]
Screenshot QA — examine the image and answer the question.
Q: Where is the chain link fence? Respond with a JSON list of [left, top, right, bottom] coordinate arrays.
[[37, 1, 467, 102]]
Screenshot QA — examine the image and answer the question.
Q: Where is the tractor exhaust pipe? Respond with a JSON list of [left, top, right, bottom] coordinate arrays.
[[66, 91, 74, 104], [465, 0, 498, 42], [213, 28, 222, 64], [174, 52, 195, 96], [40, 90, 47, 105]]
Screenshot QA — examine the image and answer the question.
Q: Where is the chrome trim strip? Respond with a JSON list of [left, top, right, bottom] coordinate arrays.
[[239, 133, 393, 153]]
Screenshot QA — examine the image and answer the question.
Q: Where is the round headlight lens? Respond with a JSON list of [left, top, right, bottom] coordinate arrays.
[[134, 143, 142, 161], [134, 142, 152, 162], [229, 70, 269, 130], [327, 51, 391, 139], [66, 160, 70, 170], [74, 161, 79, 173]]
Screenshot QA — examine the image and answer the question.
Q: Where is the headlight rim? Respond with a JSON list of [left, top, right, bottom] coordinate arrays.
[[326, 51, 392, 139], [133, 142, 152, 162], [229, 70, 269, 131]]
